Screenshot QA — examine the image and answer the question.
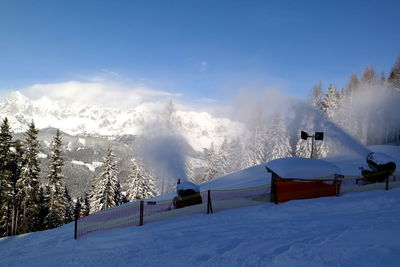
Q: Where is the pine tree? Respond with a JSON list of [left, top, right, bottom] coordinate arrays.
[[318, 84, 341, 119], [379, 71, 386, 85], [202, 143, 220, 182], [346, 73, 359, 96], [89, 147, 121, 213], [218, 138, 230, 175], [74, 198, 82, 220], [185, 158, 196, 183], [361, 66, 377, 86], [82, 193, 90, 216], [76, 194, 90, 217], [45, 129, 67, 229], [0, 118, 14, 236], [126, 157, 157, 201], [309, 82, 323, 107], [16, 121, 41, 233], [388, 56, 400, 90], [223, 138, 245, 174], [244, 104, 269, 167], [36, 186, 49, 231], [265, 112, 293, 161], [64, 186, 74, 224], [295, 116, 313, 158], [9, 139, 24, 236]]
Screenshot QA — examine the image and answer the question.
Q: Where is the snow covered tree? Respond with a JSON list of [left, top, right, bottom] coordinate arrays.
[[295, 116, 314, 158], [126, 157, 157, 201], [244, 104, 269, 167], [8, 139, 24, 236], [318, 84, 341, 119], [16, 121, 41, 233], [202, 143, 220, 183], [0, 118, 14, 236], [89, 147, 122, 213], [223, 138, 245, 174], [185, 158, 197, 183], [309, 82, 323, 107], [218, 138, 230, 175], [265, 112, 293, 161], [45, 129, 67, 228], [36, 186, 49, 231], [82, 193, 90, 216], [379, 71, 386, 86], [75, 194, 90, 218], [64, 186, 74, 224], [388, 56, 400, 90]]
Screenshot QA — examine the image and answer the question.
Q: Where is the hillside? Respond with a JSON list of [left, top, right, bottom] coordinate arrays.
[[0, 146, 399, 266]]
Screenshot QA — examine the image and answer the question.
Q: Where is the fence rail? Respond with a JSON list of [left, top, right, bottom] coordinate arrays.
[[75, 171, 400, 239]]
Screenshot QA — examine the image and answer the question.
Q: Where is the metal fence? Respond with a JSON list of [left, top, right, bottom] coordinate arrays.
[[75, 171, 400, 239]]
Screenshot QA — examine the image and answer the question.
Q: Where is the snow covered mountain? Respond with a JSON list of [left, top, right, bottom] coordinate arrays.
[[0, 91, 242, 151]]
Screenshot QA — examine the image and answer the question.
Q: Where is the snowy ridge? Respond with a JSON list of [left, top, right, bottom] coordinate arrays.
[[0, 91, 242, 151]]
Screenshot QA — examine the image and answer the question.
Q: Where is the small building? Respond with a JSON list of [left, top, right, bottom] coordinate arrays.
[[265, 158, 343, 204]]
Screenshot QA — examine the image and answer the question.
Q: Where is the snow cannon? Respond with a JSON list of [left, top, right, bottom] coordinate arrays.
[[173, 179, 203, 209], [360, 152, 396, 183]]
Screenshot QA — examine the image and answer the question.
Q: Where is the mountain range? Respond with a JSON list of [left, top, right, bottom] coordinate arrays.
[[1, 91, 242, 197]]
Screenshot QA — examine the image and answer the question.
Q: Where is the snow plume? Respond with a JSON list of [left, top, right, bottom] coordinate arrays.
[[336, 84, 400, 145], [138, 133, 189, 193], [228, 89, 374, 160], [291, 102, 372, 159], [229, 89, 294, 126]]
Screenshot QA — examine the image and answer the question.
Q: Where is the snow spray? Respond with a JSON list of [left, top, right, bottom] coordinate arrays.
[[294, 101, 373, 158], [138, 134, 189, 193]]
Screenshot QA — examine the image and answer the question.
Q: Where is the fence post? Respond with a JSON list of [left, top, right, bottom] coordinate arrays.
[[335, 176, 339, 197], [139, 201, 144, 226], [74, 218, 78, 240], [385, 176, 390, 191], [207, 190, 213, 214]]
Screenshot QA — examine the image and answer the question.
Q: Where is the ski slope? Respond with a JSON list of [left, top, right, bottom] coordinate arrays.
[[1, 146, 400, 267]]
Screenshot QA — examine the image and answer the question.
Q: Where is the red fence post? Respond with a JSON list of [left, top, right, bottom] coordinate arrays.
[[139, 201, 144, 226]]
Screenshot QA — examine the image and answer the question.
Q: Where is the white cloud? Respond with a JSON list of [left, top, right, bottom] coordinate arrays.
[[24, 80, 182, 109]]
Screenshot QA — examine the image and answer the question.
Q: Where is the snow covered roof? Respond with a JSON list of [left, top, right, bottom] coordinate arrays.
[[265, 158, 341, 180]]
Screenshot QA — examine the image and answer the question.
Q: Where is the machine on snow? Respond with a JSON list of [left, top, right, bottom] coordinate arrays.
[[359, 152, 396, 184], [172, 179, 203, 209]]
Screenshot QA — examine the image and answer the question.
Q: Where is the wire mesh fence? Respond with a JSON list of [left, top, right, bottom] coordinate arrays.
[[76, 171, 400, 239], [341, 171, 400, 194], [209, 185, 270, 213], [76, 184, 270, 239], [76, 202, 141, 238]]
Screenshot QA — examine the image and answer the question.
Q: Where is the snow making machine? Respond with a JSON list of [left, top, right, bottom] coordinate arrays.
[[173, 179, 203, 209], [359, 152, 396, 184]]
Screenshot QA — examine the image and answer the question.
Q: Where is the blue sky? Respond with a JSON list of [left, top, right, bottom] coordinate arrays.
[[0, 0, 399, 106]]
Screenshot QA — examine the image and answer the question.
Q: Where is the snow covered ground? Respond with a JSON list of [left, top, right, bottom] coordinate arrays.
[[1, 146, 400, 267]]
